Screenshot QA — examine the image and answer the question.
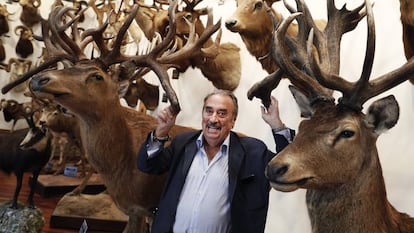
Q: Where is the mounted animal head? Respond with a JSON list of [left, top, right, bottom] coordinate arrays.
[[0, 58, 32, 92], [19, 0, 42, 27], [265, 1, 414, 231], [264, 0, 414, 190], [225, 0, 281, 39], [1, 98, 34, 132], [225, 0, 329, 106], [15, 25, 34, 58], [0, 4, 10, 36]]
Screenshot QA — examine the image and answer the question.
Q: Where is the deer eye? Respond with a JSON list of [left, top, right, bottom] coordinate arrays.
[[184, 13, 192, 21], [95, 75, 103, 81], [86, 74, 104, 83], [339, 130, 354, 139], [254, 1, 263, 10]]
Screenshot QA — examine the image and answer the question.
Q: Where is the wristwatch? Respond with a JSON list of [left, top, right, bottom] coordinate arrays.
[[152, 130, 170, 143]]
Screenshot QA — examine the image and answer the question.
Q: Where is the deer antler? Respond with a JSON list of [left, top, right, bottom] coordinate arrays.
[[274, 0, 414, 111], [272, 0, 367, 107]]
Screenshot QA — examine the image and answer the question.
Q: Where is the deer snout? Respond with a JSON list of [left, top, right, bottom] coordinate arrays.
[[265, 163, 289, 181], [30, 76, 50, 91], [225, 19, 237, 31]]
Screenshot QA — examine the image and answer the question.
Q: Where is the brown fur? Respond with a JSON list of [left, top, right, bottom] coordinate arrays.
[[266, 98, 414, 233], [225, 0, 297, 73], [29, 63, 193, 233], [225, 0, 326, 103]]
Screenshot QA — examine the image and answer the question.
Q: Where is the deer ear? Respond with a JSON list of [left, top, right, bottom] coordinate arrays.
[[364, 95, 399, 134], [118, 80, 130, 98], [289, 85, 313, 118]]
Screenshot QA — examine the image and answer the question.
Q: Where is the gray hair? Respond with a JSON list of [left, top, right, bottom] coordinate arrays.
[[203, 89, 238, 120]]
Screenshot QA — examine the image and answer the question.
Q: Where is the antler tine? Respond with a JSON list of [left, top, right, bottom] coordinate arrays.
[[1, 58, 62, 94], [183, 0, 203, 11], [129, 0, 181, 114], [50, 6, 89, 61], [353, 0, 414, 107], [81, 10, 113, 57], [308, 0, 384, 110], [272, 11, 332, 103], [157, 9, 221, 64], [348, 0, 375, 103]]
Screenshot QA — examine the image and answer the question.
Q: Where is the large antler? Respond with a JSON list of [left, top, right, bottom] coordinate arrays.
[[274, 0, 414, 111], [309, 0, 414, 110], [272, 0, 366, 105]]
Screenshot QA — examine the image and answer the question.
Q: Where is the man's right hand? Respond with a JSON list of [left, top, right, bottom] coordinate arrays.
[[155, 106, 177, 138]]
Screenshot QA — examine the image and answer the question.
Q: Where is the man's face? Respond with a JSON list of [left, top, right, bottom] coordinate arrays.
[[202, 94, 236, 147]]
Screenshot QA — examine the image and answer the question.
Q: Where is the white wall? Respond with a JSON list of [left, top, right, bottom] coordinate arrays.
[[1, 0, 413, 232]]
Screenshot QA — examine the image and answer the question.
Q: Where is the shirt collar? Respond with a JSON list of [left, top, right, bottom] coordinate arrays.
[[196, 131, 230, 154]]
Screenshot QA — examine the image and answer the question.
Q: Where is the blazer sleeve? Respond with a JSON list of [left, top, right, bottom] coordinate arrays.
[[136, 132, 173, 175], [272, 128, 295, 153]]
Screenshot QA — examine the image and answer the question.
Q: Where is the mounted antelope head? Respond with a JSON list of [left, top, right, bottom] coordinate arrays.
[[0, 4, 10, 36], [116, 62, 160, 110], [19, 0, 42, 27], [0, 58, 32, 92], [15, 25, 34, 58], [265, 0, 414, 232], [1, 98, 34, 132], [1, 1, 211, 232], [399, 0, 414, 84]]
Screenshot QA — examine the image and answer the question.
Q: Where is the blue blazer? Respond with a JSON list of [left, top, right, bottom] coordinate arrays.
[[137, 130, 293, 233]]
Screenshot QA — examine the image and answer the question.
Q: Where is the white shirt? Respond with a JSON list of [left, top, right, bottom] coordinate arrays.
[[173, 133, 231, 233]]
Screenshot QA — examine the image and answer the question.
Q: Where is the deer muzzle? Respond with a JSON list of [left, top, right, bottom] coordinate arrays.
[[30, 75, 50, 91]]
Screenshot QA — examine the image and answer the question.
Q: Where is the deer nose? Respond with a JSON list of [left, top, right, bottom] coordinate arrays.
[[30, 76, 50, 91], [265, 163, 289, 181], [225, 19, 237, 29]]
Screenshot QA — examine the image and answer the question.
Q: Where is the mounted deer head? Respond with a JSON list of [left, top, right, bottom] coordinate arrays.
[[225, 0, 330, 107], [265, 0, 414, 232]]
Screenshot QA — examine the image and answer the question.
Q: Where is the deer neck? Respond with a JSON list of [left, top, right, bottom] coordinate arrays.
[[240, 31, 275, 73], [306, 157, 401, 233], [77, 103, 136, 175]]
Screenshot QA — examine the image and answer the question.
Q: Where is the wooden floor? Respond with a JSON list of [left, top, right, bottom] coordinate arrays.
[[0, 172, 119, 233]]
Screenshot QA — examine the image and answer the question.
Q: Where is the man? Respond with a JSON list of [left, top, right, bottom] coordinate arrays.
[[137, 90, 294, 233]]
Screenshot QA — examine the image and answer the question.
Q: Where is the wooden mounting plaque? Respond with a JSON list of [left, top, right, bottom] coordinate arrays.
[[30, 174, 106, 197], [50, 193, 128, 232]]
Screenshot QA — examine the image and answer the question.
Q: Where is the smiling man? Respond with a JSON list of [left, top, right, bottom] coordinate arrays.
[[137, 90, 294, 233]]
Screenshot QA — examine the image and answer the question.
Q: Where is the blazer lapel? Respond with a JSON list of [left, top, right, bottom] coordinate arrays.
[[181, 135, 198, 177], [228, 132, 245, 202]]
